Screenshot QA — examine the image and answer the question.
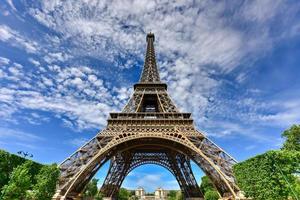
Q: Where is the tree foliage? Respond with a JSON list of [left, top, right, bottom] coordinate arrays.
[[31, 164, 60, 200], [0, 150, 42, 190], [0, 150, 60, 200], [95, 192, 103, 200], [167, 190, 177, 200], [282, 124, 300, 151], [130, 195, 139, 200], [233, 150, 300, 200], [200, 176, 215, 194], [167, 190, 183, 200], [199, 176, 219, 199], [1, 161, 33, 200], [175, 191, 183, 200], [204, 190, 219, 200], [117, 188, 130, 200], [295, 178, 300, 198], [83, 178, 99, 199]]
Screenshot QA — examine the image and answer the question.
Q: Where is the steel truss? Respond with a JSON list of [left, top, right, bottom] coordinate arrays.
[[53, 33, 242, 200], [101, 150, 202, 198]]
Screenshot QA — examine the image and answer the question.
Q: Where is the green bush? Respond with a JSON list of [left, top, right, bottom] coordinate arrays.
[[83, 178, 99, 199], [1, 161, 33, 200], [293, 178, 300, 198], [0, 150, 59, 200], [0, 150, 42, 190], [31, 164, 60, 200], [281, 124, 300, 151], [204, 190, 219, 200], [167, 190, 177, 200], [233, 150, 300, 200], [117, 188, 130, 200], [200, 176, 215, 194]]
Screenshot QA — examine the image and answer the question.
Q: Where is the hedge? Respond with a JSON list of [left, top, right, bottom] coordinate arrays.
[[233, 150, 300, 200], [0, 150, 43, 190]]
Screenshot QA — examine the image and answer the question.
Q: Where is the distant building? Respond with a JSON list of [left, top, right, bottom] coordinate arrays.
[[135, 187, 146, 199], [154, 187, 168, 200], [134, 187, 170, 200]]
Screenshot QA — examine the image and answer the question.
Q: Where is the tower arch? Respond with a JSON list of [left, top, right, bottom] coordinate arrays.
[[53, 33, 241, 200]]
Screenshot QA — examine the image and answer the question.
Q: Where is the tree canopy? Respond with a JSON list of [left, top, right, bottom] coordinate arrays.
[[282, 124, 300, 151], [31, 164, 60, 200], [83, 178, 99, 200], [117, 188, 131, 200], [0, 150, 60, 200], [1, 160, 33, 200], [199, 175, 220, 199], [233, 150, 300, 200], [0, 150, 42, 190], [167, 190, 177, 200], [200, 176, 215, 194], [204, 190, 219, 200]]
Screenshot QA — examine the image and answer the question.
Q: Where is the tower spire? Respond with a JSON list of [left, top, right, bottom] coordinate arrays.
[[139, 33, 161, 83]]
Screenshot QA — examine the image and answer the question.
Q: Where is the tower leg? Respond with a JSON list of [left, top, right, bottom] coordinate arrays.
[[167, 152, 203, 198], [101, 152, 131, 198]]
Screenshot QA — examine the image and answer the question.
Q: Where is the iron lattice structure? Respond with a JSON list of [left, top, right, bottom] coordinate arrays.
[[53, 33, 241, 200]]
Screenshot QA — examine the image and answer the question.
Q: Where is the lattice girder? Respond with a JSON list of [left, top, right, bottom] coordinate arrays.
[[122, 86, 179, 113], [54, 33, 241, 200], [53, 127, 239, 199], [100, 150, 203, 198]]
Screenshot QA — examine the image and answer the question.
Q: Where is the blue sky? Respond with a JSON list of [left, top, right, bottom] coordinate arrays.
[[1, 0, 300, 192]]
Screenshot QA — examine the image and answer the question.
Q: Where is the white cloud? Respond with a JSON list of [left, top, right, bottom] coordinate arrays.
[[0, 25, 13, 40], [124, 171, 179, 191], [242, 0, 283, 23], [26, 0, 300, 135], [0, 127, 43, 142], [68, 137, 89, 147], [28, 58, 40, 66], [88, 74, 97, 82], [44, 52, 72, 64], [1, 0, 299, 138], [0, 25, 39, 53], [0, 57, 10, 65], [201, 120, 273, 142], [0, 61, 125, 130], [8, 66, 20, 76], [256, 99, 300, 127], [6, 0, 17, 11], [245, 145, 256, 151]]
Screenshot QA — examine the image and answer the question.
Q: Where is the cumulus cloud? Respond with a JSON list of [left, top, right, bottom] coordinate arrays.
[[0, 57, 126, 130], [23, 0, 300, 130], [0, 127, 43, 142], [0, 0, 299, 137], [0, 25, 39, 53], [68, 137, 90, 147], [0, 57, 10, 65], [123, 170, 179, 191]]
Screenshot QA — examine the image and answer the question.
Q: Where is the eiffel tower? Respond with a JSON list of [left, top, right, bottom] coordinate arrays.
[[53, 33, 242, 200]]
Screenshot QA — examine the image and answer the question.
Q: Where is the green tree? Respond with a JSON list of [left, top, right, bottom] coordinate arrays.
[[0, 150, 43, 190], [1, 161, 33, 200], [282, 124, 300, 151], [83, 179, 99, 199], [167, 190, 177, 200], [95, 192, 103, 200], [31, 164, 60, 200], [130, 195, 139, 200], [175, 191, 183, 200], [294, 178, 300, 198], [200, 176, 215, 194], [204, 190, 219, 200], [117, 188, 130, 200], [233, 150, 300, 200]]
